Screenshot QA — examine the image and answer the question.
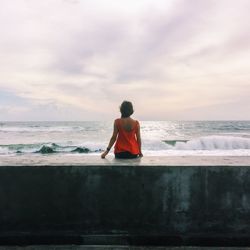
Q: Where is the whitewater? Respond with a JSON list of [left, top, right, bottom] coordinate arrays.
[[1, 121, 250, 157]]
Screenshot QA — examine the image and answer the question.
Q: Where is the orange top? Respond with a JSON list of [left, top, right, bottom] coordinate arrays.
[[114, 118, 140, 155]]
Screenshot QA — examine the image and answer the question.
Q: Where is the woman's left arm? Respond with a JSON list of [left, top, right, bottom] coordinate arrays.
[[101, 120, 118, 158]]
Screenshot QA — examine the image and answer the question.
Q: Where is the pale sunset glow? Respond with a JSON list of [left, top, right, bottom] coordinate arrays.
[[0, 0, 250, 120]]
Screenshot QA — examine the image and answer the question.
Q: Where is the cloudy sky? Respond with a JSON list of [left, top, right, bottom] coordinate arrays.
[[0, 0, 250, 121]]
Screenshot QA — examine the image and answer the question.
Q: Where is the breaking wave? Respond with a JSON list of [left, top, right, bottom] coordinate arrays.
[[1, 135, 250, 156], [163, 136, 250, 150], [0, 143, 103, 155]]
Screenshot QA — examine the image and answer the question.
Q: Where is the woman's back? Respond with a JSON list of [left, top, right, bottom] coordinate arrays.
[[118, 117, 137, 132], [114, 118, 140, 155]]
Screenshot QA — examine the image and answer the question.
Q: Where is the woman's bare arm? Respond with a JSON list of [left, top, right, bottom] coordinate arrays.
[[136, 121, 143, 157], [101, 121, 118, 158]]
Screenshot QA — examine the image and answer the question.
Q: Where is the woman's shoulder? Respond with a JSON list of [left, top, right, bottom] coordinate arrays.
[[132, 118, 140, 124], [114, 117, 140, 125], [130, 118, 140, 129], [114, 118, 121, 126]]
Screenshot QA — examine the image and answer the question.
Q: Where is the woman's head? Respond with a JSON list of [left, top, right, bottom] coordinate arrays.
[[120, 101, 134, 118]]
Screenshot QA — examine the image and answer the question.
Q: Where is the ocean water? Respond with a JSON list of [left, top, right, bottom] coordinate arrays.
[[1, 121, 250, 157]]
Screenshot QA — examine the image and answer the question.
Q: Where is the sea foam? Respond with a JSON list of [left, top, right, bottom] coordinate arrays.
[[172, 136, 250, 150]]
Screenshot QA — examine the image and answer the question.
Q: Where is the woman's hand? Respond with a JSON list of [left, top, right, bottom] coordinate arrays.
[[101, 150, 109, 159]]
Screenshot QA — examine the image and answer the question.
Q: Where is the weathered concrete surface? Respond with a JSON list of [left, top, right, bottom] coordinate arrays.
[[1, 155, 250, 166], [1, 162, 250, 246]]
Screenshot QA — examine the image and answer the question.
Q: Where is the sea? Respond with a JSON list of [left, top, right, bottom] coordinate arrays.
[[1, 120, 250, 158]]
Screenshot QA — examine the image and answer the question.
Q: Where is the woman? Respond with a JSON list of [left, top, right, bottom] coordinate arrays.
[[101, 101, 143, 159]]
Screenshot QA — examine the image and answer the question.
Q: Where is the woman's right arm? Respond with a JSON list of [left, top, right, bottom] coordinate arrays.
[[101, 120, 118, 158], [136, 121, 143, 157]]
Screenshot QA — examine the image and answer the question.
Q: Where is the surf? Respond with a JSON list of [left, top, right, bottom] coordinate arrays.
[[163, 136, 250, 150]]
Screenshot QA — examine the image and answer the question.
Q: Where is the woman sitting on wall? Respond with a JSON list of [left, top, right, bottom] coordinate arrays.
[[101, 101, 143, 159]]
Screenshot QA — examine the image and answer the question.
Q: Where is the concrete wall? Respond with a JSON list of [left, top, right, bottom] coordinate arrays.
[[1, 165, 250, 246]]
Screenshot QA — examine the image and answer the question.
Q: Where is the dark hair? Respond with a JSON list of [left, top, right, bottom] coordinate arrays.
[[120, 101, 134, 118]]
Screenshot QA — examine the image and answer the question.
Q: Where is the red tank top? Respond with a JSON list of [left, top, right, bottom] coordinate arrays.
[[114, 118, 140, 155]]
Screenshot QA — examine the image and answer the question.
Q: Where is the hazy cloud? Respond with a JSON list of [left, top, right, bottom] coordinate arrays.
[[0, 0, 250, 120]]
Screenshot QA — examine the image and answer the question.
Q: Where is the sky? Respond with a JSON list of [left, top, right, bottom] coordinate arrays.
[[0, 0, 250, 121]]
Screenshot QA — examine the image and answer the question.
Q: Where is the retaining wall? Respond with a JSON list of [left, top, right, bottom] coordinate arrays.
[[0, 165, 250, 246]]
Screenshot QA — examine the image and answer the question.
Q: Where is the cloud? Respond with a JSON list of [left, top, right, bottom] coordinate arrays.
[[0, 0, 250, 120]]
